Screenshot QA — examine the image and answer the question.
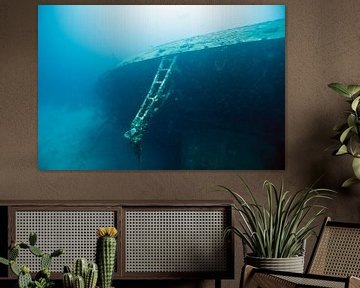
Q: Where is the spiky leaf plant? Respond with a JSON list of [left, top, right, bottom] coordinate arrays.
[[328, 83, 360, 187], [221, 179, 335, 258]]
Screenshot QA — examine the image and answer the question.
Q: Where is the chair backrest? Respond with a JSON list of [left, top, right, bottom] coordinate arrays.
[[307, 217, 360, 277]]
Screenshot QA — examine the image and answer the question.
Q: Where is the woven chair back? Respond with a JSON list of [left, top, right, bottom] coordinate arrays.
[[308, 219, 360, 278]]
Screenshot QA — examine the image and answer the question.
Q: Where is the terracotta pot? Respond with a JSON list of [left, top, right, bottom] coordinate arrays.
[[245, 254, 304, 273]]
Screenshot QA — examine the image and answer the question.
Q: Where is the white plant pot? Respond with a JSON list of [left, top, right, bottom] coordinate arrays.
[[245, 254, 305, 273]]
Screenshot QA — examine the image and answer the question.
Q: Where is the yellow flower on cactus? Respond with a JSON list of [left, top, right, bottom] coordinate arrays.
[[107, 227, 118, 237], [97, 227, 107, 237], [21, 265, 30, 273], [97, 227, 118, 238]]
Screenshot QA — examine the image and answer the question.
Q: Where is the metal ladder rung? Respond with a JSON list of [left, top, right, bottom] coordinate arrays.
[[124, 55, 178, 149]]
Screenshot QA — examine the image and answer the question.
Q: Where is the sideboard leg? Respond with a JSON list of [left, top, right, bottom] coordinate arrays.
[[215, 278, 221, 288]]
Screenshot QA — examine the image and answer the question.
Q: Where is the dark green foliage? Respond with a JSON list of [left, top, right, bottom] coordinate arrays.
[[329, 82, 360, 187], [32, 278, 54, 288]]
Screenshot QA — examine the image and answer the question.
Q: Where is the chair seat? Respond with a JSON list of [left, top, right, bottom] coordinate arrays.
[[277, 274, 346, 288], [243, 266, 360, 288]]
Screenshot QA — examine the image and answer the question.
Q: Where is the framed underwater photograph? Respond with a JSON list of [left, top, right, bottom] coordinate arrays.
[[38, 5, 285, 170]]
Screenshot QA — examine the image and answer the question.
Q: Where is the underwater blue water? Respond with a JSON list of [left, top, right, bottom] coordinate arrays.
[[38, 5, 285, 170]]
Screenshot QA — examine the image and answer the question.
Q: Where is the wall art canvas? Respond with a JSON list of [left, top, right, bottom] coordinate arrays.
[[38, 5, 285, 170]]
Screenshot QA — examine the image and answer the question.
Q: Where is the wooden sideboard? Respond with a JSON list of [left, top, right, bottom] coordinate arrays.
[[0, 201, 234, 288]]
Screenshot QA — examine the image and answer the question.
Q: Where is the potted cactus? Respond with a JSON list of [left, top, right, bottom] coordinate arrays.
[[62, 258, 98, 288], [0, 232, 63, 288], [96, 227, 118, 288]]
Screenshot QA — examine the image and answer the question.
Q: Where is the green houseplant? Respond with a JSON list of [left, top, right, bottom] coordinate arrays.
[[328, 83, 360, 187], [221, 179, 334, 272], [0, 232, 63, 288]]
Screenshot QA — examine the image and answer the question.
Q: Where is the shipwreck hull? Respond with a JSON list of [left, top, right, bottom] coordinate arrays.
[[98, 37, 285, 169]]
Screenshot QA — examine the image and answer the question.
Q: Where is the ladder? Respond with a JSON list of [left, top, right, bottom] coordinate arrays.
[[124, 55, 178, 153]]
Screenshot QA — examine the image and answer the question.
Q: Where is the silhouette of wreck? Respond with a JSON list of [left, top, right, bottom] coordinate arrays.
[[98, 19, 285, 169]]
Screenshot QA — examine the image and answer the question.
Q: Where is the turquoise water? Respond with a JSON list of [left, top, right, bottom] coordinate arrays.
[[38, 5, 285, 170]]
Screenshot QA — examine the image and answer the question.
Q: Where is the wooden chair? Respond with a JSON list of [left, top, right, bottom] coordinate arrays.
[[241, 217, 360, 288]]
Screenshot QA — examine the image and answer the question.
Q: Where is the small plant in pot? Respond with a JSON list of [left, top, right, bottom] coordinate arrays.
[[221, 179, 335, 273]]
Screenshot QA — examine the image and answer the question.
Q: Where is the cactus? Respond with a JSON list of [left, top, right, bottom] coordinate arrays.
[[62, 265, 74, 288], [35, 268, 51, 282], [18, 268, 32, 288], [85, 263, 98, 288], [9, 246, 19, 260], [19, 243, 30, 249], [63, 260, 98, 288], [51, 248, 64, 257], [29, 245, 44, 257], [63, 272, 74, 288], [41, 253, 52, 270], [29, 232, 37, 246], [10, 260, 20, 276], [96, 227, 118, 288], [0, 232, 64, 288], [74, 275, 85, 288], [74, 258, 88, 279]]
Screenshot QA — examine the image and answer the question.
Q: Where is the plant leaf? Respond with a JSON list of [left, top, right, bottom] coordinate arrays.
[[342, 177, 360, 188], [347, 85, 360, 97], [10, 261, 20, 276], [352, 157, 360, 179], [351, 96, 360, 111], [336, 145, 348, 155], [0, 257, 9, 266], [221, 179, 335, 258], [349, 135, 360, 156], [328, 83, 351, 97], [340, 126, 353, 143], [347, 114, 357, 132]]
